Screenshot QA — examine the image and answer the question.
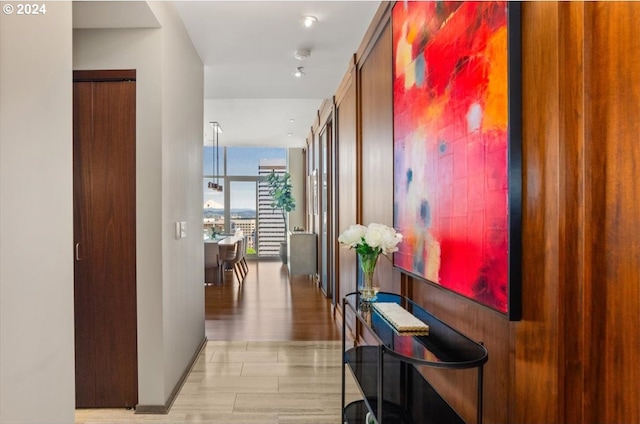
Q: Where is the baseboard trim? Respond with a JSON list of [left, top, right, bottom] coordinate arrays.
[[135, 336, 207, 414], [134, 404, 167, 415]]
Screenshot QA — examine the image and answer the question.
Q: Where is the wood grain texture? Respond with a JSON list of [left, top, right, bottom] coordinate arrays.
[[205, 261, 341, 341], [359, 22, 400, 295], [514, 3, 562, 423], [335, 58, 355, 107], [515, 3, 640, 423], [413, 282, 510, 424], [73, 69, 136, 82], [558, 2, 586, 422], [73, 78, 137, 408], [584, 3, 640, 422], [355, 2, 393, 66], [318, 99, 332, 130], [327, 2, 640, 422], [336, 76, 358, 304], [73, 81, 98, 407]]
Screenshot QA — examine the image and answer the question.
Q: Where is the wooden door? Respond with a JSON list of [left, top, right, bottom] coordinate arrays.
[[73, 70, 137, 408]]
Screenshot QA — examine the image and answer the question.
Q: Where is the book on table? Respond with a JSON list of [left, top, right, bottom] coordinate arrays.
[[372, 302, 430, 334]]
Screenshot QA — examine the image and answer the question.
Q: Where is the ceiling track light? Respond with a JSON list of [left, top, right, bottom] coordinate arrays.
[[293, 67, 305, 78], [303, 15, 317, 28]]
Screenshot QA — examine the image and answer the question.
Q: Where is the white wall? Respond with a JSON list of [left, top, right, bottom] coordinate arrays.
[[0, 3, 76, 423], [74, 25, 166, 405], [148, 1, 205, 401], [73, 1, 204, 407]]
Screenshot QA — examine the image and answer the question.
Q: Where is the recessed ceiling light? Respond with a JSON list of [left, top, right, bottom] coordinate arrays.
[[293, 67, 305, 78], [303, 16, 317, 28], [287, 133, 293, 137], [289, 119, 295, 123]]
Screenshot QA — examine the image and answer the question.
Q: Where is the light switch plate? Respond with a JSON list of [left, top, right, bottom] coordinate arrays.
[[175, 222, 181, 240]]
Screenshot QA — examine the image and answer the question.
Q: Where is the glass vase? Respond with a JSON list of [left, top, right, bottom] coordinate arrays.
[[358, 251, 380, 302]]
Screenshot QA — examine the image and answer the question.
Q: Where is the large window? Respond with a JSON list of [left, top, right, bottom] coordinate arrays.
[[203, 146, 287, 257]]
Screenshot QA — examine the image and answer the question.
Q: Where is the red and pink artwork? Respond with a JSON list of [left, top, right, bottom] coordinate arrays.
[[393, 1, 518, 315]]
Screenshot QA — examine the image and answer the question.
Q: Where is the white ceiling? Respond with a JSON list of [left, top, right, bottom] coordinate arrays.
[[73, 1, 160, 28], [73, 1, 381, 148], [174, 1, 380, 147]]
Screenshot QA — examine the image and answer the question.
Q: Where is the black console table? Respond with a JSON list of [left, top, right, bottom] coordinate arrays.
[[341, 292, 488, 424]]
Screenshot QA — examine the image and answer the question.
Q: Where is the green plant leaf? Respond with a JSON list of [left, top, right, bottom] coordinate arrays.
[[266, 170, 296, 233]]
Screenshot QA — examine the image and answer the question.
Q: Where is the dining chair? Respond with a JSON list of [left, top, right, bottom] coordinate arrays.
[[239, 236, 249, 276], [221, 238, 246, 283], [233, 237, 248, 282]]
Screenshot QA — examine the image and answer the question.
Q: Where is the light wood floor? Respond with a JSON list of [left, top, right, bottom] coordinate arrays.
[[76, 260, 358, 423]]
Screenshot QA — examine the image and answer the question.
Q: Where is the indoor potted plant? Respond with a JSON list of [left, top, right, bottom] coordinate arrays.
[[266, 170, 296, 264]]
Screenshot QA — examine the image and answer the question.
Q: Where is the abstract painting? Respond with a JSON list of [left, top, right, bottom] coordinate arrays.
[[392, 1, 521, 318]]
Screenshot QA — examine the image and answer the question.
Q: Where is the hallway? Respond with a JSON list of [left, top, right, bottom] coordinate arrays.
[[75, 261, 360, 423], [205, 260, 341, 341]]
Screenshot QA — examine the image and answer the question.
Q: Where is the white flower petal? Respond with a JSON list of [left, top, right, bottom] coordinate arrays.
[[339, 223, 403, 253]]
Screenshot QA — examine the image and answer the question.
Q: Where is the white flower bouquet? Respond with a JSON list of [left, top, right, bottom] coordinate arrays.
[[338, 223, 403, 300], [338, 223, 403, 256]]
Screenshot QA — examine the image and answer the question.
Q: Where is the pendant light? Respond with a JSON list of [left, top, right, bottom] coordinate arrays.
[[208, 121, 223, 192]]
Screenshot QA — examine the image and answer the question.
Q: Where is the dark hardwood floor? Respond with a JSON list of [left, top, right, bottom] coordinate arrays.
[[205, 260, 342, 341]]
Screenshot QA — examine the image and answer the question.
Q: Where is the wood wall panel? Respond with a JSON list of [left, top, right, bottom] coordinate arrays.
[[413, 282, 510, 424], [326, 2, 640, 423], [585, 3, 640, 422], [558, 2, 586, 422], [312, 126, 320, 236], [515, 3, 640, 424], [514, 3, 562, 423], [336, 73, 358, 303], [359, 22, 399, 294]]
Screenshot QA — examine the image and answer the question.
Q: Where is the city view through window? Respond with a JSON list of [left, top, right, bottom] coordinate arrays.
[[203, 147, 288, 257]]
